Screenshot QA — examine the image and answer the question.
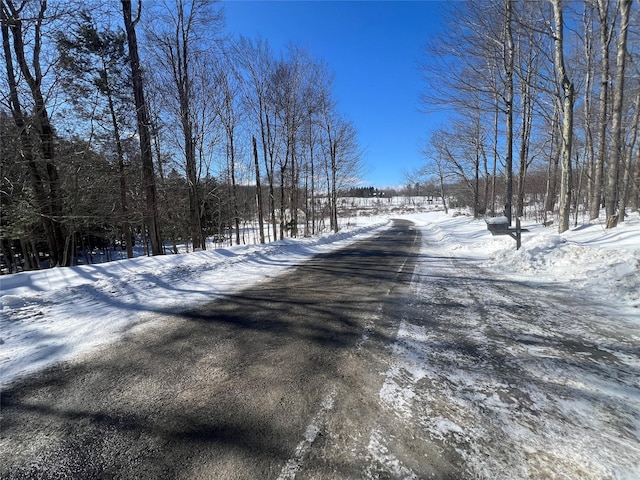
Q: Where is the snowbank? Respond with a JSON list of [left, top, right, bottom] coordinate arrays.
[[404, 210, 640, 316]]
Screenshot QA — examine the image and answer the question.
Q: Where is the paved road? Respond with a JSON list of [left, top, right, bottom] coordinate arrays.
[[2, 220, 451, 479]]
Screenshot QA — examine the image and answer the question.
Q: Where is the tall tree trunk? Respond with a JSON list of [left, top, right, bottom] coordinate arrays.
[[290, 135, 298, 238], [472, 115, 481, 218], [632, 142, 640, 212], [582, 4, 596, 219], [323, 115, 336, 233], [279, 157, 287, 240], [309, 116, 316, 235], [121, 0, 163, 255], [263, 110, 278, 241], [516, 45, 534, 219], [483, 141, 490, 214], [503, 0, 515, 224], [253, 136, 265, 244], [330, 142, 338, 233], [229, 132, 241, 245], [544, 104, 561, 215], [105, 80, 134, 259], [606, 0, 632, 227], [590, 0, 613, 220], [492, 97, 499, 215], [171, 1, 203, 250], [185, 128, 203, 249], [439, 169, 449, 215], [617, 86, 640, 220], [218, 72, 240, 246], [474, 149, 480, 218], [551, 0, 575, 234]]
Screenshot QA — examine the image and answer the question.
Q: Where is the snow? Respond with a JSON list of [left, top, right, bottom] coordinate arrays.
[[1, 206, 639, 477], [410, 210, 640, 312], [485, 215, 509, 224], [364, 429, 418, 480]]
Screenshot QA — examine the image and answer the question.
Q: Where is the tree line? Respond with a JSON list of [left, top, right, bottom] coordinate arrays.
[[419, 0, 638, 232], [1, 0, 362, 272]]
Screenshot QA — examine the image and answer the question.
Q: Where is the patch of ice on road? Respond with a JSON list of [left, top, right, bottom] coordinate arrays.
[[379, 319, 429, 418], [379, 370, 416, 417], [432, 417, 464, 437], [363, 430, 417, 480]]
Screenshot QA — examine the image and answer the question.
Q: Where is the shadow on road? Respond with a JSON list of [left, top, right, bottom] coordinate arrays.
[[1, 220, 423, 479]]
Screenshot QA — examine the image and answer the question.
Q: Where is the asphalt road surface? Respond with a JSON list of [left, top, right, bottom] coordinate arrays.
[[2, 219, 457, 479]]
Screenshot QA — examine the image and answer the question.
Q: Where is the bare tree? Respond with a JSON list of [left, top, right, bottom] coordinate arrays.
[[319, 93, 361, 233], [300, 60, 331, 235], [618, 86, 640, 216], [588, 0, 616, 219], [57, 12, 135, 258], [1, 0, 70, 266], [419, 0, 639, 227], [428, 121, 485, 218], [419, 141, 449, 214], [147, 0, 223, 249], [232, 37, 279, 241], [582, 3, 596, 219], [514, 1, 543, 219], [543, 103, 562, 217], [252, 135, 265, 243], [121, 0, 163, 255], [503, 0, 515, 223], [421, 1, 517, 219], [271, 48, 317, 238], [214, 65, 243, 245], [606, 0, 632, 227]]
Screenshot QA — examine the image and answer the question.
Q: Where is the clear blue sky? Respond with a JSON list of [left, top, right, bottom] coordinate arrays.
[[222, 0, 446, 188]]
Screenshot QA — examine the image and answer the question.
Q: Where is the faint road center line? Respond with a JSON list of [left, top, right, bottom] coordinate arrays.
[[277, 389, 336, 480]]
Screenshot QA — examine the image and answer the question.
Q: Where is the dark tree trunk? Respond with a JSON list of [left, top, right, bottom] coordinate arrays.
[[504, 0, 514, 225], [121, 0, 163, 255], [606, 0, 632, 226], [104, 79, 134, 259], [253, 136, 265, 244]]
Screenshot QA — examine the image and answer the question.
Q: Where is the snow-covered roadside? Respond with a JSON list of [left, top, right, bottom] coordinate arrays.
[[376, 211, 640, 479], [407, 210, 640, 317], [0, 221, 388, 388]]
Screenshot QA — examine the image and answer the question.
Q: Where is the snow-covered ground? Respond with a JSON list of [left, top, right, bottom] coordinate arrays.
[[426, 212, 639, 314], [1, 209, 639, 476]]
